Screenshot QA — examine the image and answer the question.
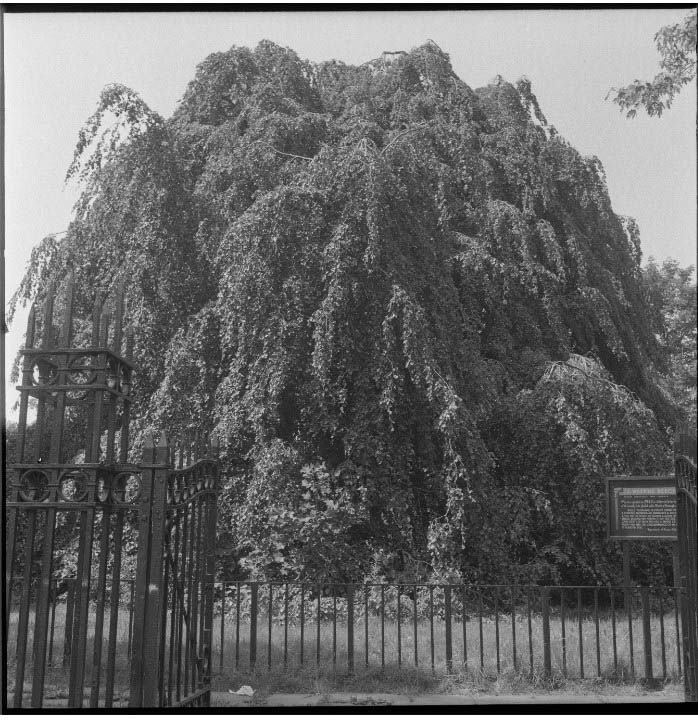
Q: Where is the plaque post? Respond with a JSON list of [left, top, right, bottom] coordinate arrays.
[[623, 542, 632, 613]]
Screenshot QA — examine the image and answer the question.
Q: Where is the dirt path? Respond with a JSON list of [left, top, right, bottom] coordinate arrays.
[[212, 690, 684, 707]]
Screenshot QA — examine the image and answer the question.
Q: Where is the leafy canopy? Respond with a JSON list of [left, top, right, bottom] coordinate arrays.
[[10, 40, 679, 584], [609, 10, 697, 118]]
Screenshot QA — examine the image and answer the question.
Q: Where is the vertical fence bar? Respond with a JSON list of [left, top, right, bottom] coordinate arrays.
[[641, 587, 653, 681], [510, 585, 517, 672], [63, 576, 76, 668], [316, 586, 321, 667], [659, 594, 667, 679], [478, 589, 484, 671], [13, 512, 37, 709], [527, 587, 533, 676], [140, 447, 170, 708], [88, 506, 112, 708], [104, 512, 126, 708], [414, 585, 419, 667], [183, 498, 197, 694], [219, 583, 225, 672], [542, 587, 551, 679], [674, 586, 682, 675], [249, 582, 258, 672], [560, 588, 566, 677], [347, 584, 354, 674], [192, 494, 204, 690], [235, 582, 240, 671], [462, 586, 468, 669], [610, 586, 618, 674], [628, 587, 635, 679], [69, 502, 97, 709], [203, 482, 218, 701], [577, 588, 584, 679], [176, 509, 190, 700], [397, 585, 401, 668], [284, 584, 289, 668], [445, 585, 453, 673], [333, 587, 337, 669], [299, 584, 304, 666], [381, 586, 385, 668], [48, 580, 57, 668], [127, 580, 135, 659], [267, 583, 273, 671], [365, 586, 370, 668], [494, 588, 500, 674], [31, 504, 58, 708], [157, 521, 171, 708], [167, 510, 182, 706], [429, 586, 435, 672]]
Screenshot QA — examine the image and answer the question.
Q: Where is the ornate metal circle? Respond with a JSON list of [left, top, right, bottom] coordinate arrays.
[[68, 354, 97, 384], [66, 354, 97, 400], [31, 360, 58, 387], [96, 473, 111, 503], [58, 471, 89, 502], [19, 470, 50, 502], [112, 472, 142, 505], [118, 364, 131, 396]]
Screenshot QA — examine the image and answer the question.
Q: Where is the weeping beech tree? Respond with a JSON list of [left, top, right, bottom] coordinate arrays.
[[10, 41, 677, 584]]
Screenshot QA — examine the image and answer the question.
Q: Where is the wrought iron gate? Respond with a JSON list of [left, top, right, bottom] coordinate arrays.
[[5, 279, 219, 708], [128, 434, 219, 707], [675, 429, 697, 702]]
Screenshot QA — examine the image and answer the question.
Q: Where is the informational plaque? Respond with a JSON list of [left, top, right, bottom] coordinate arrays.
[[606, 476, 677, 540]]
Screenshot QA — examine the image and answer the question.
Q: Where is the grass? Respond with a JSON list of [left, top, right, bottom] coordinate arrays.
[[5, 603, 133, 709], [6, 595, 684, 707], [210, 606, 682, 697]]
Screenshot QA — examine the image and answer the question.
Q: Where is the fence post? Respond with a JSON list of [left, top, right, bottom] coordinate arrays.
[[202, 456, 219, 696], [444, 585, 453, 673], [541, 587, 551, 679], [141, 432, 170, 707], [250, 583, 258, 671], [63, 579, 76, 668], [347, 584, 354, 674], [641, 587, 653, 682], [129, 435, 155, 707], [129, 431, 170, 708]]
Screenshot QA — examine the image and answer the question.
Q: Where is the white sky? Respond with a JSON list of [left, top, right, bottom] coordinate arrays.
[[3, 8, 697, 417]]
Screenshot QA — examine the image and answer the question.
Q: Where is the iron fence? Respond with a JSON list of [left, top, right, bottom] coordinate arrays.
[[207, 581, 683, 683]]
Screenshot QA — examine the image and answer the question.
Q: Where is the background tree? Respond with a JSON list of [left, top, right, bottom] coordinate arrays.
[[9, 40, 680, 585], [643, 257, 697, 426], [608, 9, 697, 117]]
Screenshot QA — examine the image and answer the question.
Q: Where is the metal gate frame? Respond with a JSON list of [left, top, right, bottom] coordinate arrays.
[[674, 429, 697, 702], [5, 279, 219, 708], [128, 432, 219, 708]]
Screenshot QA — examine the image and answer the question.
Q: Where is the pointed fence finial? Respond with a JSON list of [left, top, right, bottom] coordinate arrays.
[[25, 305, 36, 349], [156, 430, 169, 464], [125, 326, 135, 362], [91, 291, 103, 346], [177, 433, 184, 469], [60, 272, 75, 347], [142, 430, 155, 464], [113, 281, 125, 355], [41, 281, 56, 349], [99, 309, 111, 347]]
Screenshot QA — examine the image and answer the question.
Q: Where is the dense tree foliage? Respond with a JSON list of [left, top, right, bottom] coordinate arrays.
[[10, 41, 684, 584], [642, 258, 697, 426]]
